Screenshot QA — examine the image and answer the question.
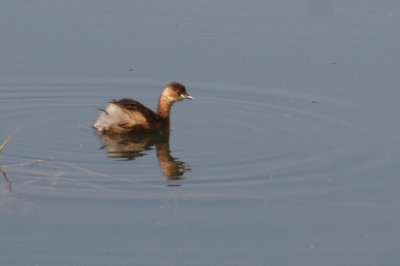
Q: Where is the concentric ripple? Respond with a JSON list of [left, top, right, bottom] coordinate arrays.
[[0, 76, 393, 194]]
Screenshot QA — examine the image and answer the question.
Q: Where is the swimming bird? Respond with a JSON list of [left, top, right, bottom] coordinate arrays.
[[93, 82, 193, 134]]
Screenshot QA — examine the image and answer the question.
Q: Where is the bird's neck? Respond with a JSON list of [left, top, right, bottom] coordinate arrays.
[[157, 97, 172, 124]]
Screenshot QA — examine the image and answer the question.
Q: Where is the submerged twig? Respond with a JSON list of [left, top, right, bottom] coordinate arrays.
[[0, 128, 20, 153], [0, 128, 19, 191], [0, 166, 12, 192]]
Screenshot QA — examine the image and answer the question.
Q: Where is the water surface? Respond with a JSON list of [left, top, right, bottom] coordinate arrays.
[[1, 1, 400, 265]]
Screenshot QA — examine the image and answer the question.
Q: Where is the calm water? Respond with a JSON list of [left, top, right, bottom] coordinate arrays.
[[1, 1, 400, 265]]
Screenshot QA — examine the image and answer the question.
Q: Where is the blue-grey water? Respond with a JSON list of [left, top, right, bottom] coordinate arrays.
[[1, 1, 400, 265]]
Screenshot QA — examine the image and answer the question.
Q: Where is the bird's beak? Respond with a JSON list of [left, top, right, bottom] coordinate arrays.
[[185, 95, 194, 100]]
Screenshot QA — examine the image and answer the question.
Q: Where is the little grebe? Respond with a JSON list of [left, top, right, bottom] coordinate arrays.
[[93, 82, 193, 134]]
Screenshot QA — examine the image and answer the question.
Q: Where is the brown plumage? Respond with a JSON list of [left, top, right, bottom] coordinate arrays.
[[93, 82, 193, 134]]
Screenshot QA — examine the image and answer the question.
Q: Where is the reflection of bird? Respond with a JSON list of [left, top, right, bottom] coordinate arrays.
[[156, 141, 191, 180], [96, 132, 191, 179], [93, 82, 193, 134]]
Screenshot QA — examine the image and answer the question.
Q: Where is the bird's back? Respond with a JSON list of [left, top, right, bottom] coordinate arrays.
[[93, 99, 166, 134]]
